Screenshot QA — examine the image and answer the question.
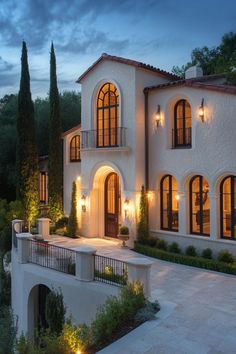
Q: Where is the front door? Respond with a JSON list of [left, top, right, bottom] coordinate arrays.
[[105, 172, 120, 237]]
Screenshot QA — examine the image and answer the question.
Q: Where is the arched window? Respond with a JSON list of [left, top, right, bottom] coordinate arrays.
[[70, 135, 80, 162], [173, 99, 192, 148], [220, 176, 236, 240], [190, 175, 210, 236], [97, 82, 119, 147], [160, 175, 179, 231]]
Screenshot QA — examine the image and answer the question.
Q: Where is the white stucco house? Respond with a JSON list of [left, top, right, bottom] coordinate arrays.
[[63, 53, 236, 254]]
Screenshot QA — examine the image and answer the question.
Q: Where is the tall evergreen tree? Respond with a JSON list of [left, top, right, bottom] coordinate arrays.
[[137, 185, 149, 243], [68, 181, 78, 238], [16, 41, 39, 225], [48, 43, 63, 222]]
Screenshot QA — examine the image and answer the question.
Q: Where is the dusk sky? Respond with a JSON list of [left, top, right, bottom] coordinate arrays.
[[0, 0, 236, 98]]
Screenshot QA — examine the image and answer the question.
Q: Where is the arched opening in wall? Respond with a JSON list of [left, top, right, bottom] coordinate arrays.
[[97, 82, 119, 147], [160, 175, 179, 232], [28, 284, 51, 335], [90, 165, 123, 238], [173, 99, 192, 148], [190, 175, 210, 236], [220, 175, 236, 240]]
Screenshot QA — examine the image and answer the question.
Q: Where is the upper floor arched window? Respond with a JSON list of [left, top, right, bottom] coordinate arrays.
[[220, 175, 236, 240], [190, 175, 210, 236], [70, 135, 80, 162], [97, 82, 119, 147], [160, 175, 179, 232], [173, 99, 192, 148]]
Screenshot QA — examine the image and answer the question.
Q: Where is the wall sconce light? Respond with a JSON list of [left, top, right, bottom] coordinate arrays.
[[155, 104, 161, 127], [81, 194, 86, 212], [146, 190, 154, 202], [124, 198, 129, 218], [199, 98, 204, 122], [175, 194, 180, 201]]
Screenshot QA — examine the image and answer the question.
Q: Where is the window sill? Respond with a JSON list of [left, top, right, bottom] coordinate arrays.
[[81, 146, 130, 152]]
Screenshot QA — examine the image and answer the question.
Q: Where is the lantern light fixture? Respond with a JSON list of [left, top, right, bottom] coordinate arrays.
[[199, 98, 205, 122], [155, 104, 161, 127], [124, 198, 130, 218], [81, 194, 86, 212]]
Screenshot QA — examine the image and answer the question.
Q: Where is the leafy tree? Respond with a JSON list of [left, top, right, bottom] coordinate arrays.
[[172, 31, 236, 81], [68, 181, 78, 238], [16, 41, 39, 226], [137, 185, 149, 243], [45, 288, 66, 335], [48, 43, 63, 222], [0, 306, 17, 354]]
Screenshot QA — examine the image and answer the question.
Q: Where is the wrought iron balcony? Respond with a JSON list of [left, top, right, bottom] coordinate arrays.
[[172, 127, 192, 148], [81, 127, 127, 149]]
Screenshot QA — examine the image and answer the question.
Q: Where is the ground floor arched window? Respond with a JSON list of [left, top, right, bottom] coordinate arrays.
[[160, 175, 179, 231], [220, 175, 236, 240], [190, 175, 210, 236]]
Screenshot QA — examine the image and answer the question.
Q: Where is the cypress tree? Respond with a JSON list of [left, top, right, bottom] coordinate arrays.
[[137, 185, 149, 243], [16, 41, 39, 226], [48, 43, 63, 222], [68, 181, 78, 238]]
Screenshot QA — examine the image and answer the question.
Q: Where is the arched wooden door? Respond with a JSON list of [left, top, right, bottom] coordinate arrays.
[[104, 172, 120, 237]]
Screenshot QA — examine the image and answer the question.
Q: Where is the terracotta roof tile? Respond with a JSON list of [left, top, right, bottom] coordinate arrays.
[[76, 53, 180, 83]]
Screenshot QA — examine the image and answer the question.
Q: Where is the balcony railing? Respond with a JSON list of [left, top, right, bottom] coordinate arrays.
[[28, 239, 76, 275], [94, 254, 128, 286], [172, 127, 191, 148], [81, 127, 127, 149]]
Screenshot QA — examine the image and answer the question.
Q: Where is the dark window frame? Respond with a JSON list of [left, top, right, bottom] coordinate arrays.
[[70, 135, 81, 162], [220, 175, 236, 240], [173, 99, 192, 148], [97, 82, 119, 148], [189, 175, 210, 237], [160, 174, 179, 232]]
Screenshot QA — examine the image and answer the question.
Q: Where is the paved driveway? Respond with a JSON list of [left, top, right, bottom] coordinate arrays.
[[49, 236, 236, 353]]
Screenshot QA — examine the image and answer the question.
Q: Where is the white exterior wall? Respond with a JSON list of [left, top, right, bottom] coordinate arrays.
[[12, 249, 118, 336], [148, 86, 236, 248], [63, 130, 81, 215]]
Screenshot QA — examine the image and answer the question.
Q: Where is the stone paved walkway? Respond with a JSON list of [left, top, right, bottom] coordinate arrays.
[[48, 236, 236, 354]]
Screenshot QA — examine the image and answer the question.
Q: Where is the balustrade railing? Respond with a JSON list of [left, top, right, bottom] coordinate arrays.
[[81, 127, 127, 149], [94, 254, 127, 286]]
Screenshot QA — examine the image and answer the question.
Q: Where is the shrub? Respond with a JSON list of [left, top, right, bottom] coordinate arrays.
[[185, 245, 197, 257], [119, 226, 129, 235], [156, 239, 168, 251], [218, 250, 234, 264], [55, 217, 69, 230], [202, 248, 212, 259], [146, 236, 158, 247], [45, 289, 66, 335], [134, 300, 160, 323], [168, 242, 181, 254], [0, 306, 17, 354]]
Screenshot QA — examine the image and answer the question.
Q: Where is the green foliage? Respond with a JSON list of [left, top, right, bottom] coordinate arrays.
[[48, 43, 63, 222], [218, 250, 234, 264], [134, 300, 160, 323], [202, 248, 212, 259], [55, 217, 69, 229], [0, 264, 11, 307], [146, 235, 158, 247], [45, 288, 66, 335], [0, 306, 17, 354], [119, 226, 129, 235], [172, 31, 236, 79], [137, 185, 149, 243], [68, 182, 78, 238], [134, 242, 236, 276], [168, 242, 181, 254], [156, 239, 168, 251], [16, 41, 39, 224], [185, 245, 197, 257]]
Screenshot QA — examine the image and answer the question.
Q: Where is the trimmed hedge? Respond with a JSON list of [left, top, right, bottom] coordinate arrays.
[[134, 242, 236, 276]]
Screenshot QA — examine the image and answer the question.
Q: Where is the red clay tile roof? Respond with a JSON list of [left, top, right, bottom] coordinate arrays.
[[76, 53, 180, 83], [144, 74, 236, 95], [61, 124, 81, 138]]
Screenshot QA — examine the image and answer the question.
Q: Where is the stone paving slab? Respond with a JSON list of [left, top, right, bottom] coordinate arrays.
[[47, 236, 236, 353]]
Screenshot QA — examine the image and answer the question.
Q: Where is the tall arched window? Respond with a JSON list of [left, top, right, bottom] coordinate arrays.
[[190, 175, 210, 236], [220, 176, 236, 240], [97, 82, 119, 147], [173, 99, 192, 148], [160, 175, 179, 231], [70, 135, 80, 162]]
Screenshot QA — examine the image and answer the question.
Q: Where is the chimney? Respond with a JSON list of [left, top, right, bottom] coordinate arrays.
[[185, 66, 203, 79]]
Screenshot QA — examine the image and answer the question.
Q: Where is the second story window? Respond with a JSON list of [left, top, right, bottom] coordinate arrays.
[[173, 99, 192, 148], [97, 82, 119, 147], [70, 135, 80, 162]]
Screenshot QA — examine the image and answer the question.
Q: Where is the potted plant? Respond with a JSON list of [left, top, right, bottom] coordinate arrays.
[[118, 226, 130, 247]]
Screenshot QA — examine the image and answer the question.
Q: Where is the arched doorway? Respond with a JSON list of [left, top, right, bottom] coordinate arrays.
[[104, 172, 121, 237], [28, 284, 51, 334]]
